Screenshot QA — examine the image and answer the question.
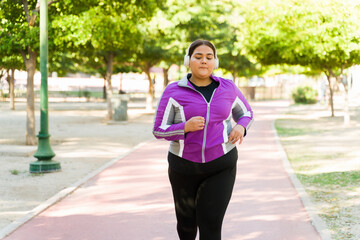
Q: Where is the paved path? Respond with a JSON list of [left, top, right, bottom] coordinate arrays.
[[4, 101, 321, 240]]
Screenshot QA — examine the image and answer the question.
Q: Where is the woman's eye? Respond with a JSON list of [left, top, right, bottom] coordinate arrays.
[[195, 57, 201, 60], [207, 58, 213, 60]]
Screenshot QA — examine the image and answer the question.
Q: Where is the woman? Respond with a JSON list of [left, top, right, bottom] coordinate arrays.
[[153, 39, 253, 240]]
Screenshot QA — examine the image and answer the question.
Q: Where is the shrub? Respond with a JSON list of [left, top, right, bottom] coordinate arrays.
[[82, 90, 91, 98], [292, 86, 317, 104]]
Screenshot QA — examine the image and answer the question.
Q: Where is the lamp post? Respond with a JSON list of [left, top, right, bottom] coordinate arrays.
[[30, 0, 61, 173]]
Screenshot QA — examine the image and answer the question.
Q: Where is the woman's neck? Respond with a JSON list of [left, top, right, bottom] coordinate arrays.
[[190, 75, 212, 86]]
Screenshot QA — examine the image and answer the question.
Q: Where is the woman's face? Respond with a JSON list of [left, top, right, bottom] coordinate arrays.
[[189, 45, 215, 79]]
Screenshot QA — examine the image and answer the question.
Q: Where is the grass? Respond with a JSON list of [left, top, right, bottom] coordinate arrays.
[[275, 110, 360, 240], [298, 171, 360, 188], [274, 125, 308, 136], [9, 169, 45, 177], [48, 90, 104, 98], [9, 169, 20, 175]]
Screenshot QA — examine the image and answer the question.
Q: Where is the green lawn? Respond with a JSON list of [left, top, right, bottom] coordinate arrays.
[[275, 105, 360, 240]]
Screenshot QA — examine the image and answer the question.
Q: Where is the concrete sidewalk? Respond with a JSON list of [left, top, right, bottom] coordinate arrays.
[[3, 101, 322, 240]]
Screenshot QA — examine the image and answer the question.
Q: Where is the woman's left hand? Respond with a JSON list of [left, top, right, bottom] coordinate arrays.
[[228, 124, 245, 144]]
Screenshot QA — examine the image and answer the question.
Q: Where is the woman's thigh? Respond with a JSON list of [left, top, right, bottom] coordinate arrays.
[[195, 165, 237, 238]]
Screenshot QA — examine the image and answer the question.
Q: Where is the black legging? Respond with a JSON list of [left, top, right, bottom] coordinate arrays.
[[168, 153, 237, 240]]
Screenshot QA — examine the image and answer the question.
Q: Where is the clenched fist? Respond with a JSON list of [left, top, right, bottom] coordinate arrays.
[[184, 116, 205, 133], [228, 124, 245, 144]]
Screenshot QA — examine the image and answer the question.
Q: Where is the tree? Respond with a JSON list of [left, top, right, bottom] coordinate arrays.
[[144, 0, 247, 90], [133, 37, 167, 111], [129, 0, 260, 112], [68, 50, 139, 99], [241, 0, 360, 118], [140, 6, 184, 90], [205, 1, 261, 82], [164, 0, 259, 81], [51, 0, 163, 119], [0, 0, 43, 145], [129, 0, 187, 111], [0, 56, 24, 110], [217, 36, 260, 83]]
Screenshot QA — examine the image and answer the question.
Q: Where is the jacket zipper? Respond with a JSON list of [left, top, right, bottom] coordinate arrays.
[[183, 85, 217, 163], [202, 90, 216, 163]]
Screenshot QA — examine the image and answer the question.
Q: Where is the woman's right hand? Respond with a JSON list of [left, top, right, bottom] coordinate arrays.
[[184, 116, 205, 133]]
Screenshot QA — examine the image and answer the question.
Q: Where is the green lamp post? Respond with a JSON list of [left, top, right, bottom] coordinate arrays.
[[30, 0, 61, 173]]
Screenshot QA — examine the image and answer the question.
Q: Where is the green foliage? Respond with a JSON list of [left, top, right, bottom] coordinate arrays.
[[0, 0, 40, 55], [0, 0, 259, 80], [291, 86, 317, 104], [241, 0, 360, 72], [5, 0, 359, 90], [219, 49, 261, 78], [48, 0, 163, 78], [0, 55, 24, 71], [138, 0, 256, 79]]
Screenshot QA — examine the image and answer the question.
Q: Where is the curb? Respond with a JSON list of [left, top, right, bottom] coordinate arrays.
[[0, 139, 155, 240], [272, 121, 333, 240]]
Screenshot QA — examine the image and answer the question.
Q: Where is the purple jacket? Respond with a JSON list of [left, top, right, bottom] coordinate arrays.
[[153, 74, 254, 163]]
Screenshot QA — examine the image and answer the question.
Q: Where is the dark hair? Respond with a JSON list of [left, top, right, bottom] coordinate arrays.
[[188, 39, 216, 58]]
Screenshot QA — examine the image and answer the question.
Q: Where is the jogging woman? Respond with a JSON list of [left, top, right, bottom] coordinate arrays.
[[153, 39, 254, 240]]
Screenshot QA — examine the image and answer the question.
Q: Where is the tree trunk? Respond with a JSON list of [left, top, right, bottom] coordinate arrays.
[[337, 66, 349, 125], [324, 71, 334, 117], [10, 68, 15, 110], [343, 82, 350, 126], [144, 67, 154, 112], [163, 67, 169, 89], [105, 52, 114, 120], [6, 69, 10, 99], [22, 49, 37, 145], [232, 56, 238, 85], [119, 72, 123, 93], [232, 72, 237, 85], [0, 70, 4, 80], [0, 70, 4, 99], [103, 78, 107, 100], [339, 74, 350, 126]]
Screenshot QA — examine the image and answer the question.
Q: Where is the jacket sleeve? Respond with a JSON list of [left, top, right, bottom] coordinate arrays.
[[231, 83, 254, 136], [153, 87, 186, 141]]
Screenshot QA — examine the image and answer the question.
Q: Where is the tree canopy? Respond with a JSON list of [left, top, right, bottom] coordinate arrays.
[[1, 0, 360, 121], [242, 0, 360, 71], [240, 0, 360, 116]]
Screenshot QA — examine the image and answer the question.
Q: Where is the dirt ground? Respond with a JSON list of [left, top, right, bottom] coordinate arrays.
[[0, 100, 155, 230]]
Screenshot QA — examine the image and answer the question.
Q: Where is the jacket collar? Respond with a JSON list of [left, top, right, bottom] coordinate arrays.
[[178, 73, 220, 88]]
